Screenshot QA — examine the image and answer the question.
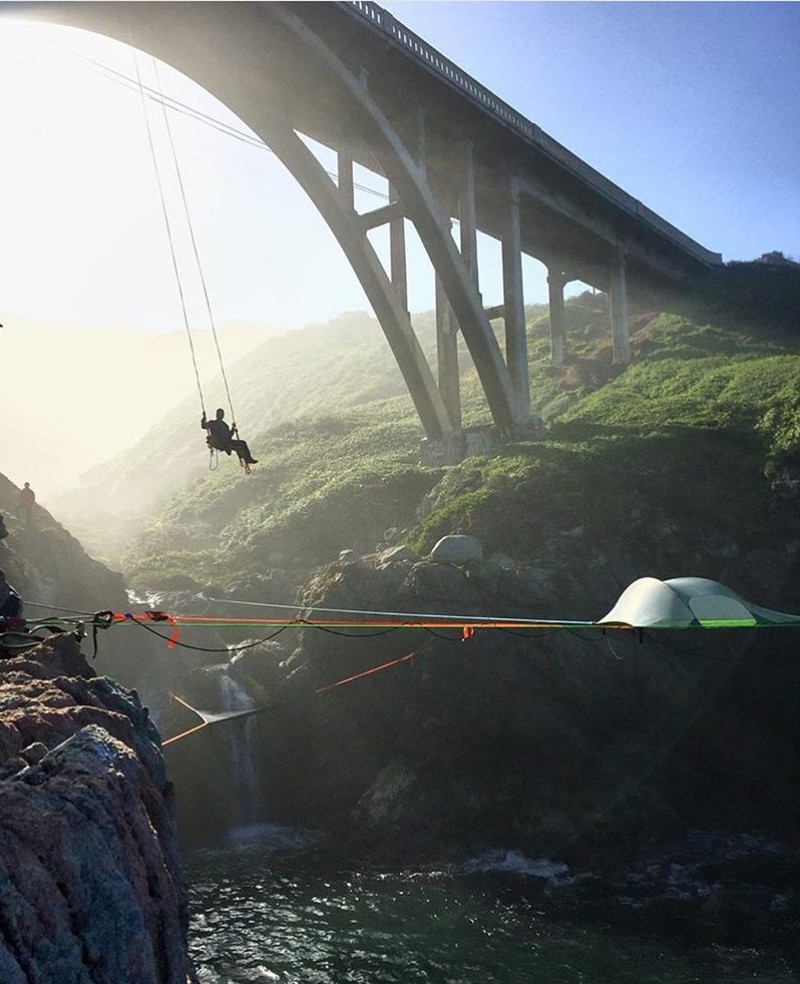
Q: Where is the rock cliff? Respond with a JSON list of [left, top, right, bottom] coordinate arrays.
[[0, 473, 128, 616], [0, 633, 194, 983], [0, 472, 156, 693]]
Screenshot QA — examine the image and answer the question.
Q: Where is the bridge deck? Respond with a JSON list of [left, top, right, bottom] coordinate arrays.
[[288, 1, 721, 289], [342, 2, 720, 267]]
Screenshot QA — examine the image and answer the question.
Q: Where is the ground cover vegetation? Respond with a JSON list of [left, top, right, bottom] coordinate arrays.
[[125, 257, 800, 601]]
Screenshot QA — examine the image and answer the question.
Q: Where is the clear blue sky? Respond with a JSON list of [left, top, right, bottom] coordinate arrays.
[[382, 1, 799, 263], [0, 2, 797, 336]]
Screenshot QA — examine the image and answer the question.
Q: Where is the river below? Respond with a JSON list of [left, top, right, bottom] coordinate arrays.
[[185, 826, 797, 984]]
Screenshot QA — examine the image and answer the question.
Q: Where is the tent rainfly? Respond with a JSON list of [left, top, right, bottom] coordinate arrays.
[[598, 576, 800, 629]]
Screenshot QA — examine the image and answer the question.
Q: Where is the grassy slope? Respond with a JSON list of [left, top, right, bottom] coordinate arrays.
[[55, 311, 437, 561], [126, 262, 800, 596]]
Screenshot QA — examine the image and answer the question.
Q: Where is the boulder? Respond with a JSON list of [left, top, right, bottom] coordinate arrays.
[[430, 534, 484, 565]]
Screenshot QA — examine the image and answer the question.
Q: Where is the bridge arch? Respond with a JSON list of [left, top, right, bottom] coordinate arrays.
[[3, 1, 522, 442]]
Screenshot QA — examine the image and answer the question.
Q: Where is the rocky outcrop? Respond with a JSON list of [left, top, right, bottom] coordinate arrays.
[[0, 472, 128, 618], [0, 472, 161, 695], [0, 634, 194, 983]]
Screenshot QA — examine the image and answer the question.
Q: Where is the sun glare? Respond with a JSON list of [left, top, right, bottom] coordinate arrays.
[[0, 21, 175, 327], [0, 15, 374, 336]]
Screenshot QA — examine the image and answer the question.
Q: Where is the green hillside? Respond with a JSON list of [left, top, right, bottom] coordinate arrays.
[[124, 259, 800, 599], [52, 311, 426, 559]]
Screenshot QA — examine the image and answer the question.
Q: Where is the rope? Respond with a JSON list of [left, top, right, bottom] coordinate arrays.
[[14, 608, 800, 654], [163, 649, 417, 746], [193, 593, 597, 628], [133, 49, 205, 415], [153, 59, 236, 423], [314, 652, 414, 693], [64, 45, 392, 203], [127, 616, 294, 654], [17, 602, 595, 632], [23, 602, 98, 615]]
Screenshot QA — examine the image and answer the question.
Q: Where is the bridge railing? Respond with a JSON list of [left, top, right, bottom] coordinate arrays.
[[344, 0, 721, 267]]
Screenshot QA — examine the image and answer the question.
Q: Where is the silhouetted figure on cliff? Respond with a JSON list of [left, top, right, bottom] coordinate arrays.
[[17, 482, 35, 526], [201, 409, 257, 473]]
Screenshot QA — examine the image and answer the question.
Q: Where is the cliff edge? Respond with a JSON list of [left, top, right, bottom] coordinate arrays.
[[0, 633, 194, 984]]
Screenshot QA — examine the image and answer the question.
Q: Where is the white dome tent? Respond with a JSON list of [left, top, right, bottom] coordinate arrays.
[[599, 576, 800, 629]]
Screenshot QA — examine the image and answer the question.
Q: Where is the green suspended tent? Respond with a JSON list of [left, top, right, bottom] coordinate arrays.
[[598, 576, 800, 629]]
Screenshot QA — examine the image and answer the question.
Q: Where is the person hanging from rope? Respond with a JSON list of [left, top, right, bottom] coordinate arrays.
[[201, 408, 257, 471]]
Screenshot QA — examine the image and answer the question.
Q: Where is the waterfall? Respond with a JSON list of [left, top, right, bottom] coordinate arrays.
[[217, 670, 261, 828]]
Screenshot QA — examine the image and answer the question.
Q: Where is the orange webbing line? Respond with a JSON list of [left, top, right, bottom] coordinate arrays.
[[162, 721, 209, 747], [162, 692, 210, 746], [314, 652, 415, 693], [110, 612, 603, 631], [162, 651, 417, 746]]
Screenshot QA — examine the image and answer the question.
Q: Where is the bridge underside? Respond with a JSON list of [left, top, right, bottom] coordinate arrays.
[[2, 1, 722, 447]]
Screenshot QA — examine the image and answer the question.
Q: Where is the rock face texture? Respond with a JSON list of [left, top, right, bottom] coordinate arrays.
[[0, 473, 128, 618], [0, 470, 161, 697], [0, 634, 194, 984]]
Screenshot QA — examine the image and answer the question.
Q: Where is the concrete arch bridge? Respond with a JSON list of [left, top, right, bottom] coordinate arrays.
[[3, 1, 722, 460]]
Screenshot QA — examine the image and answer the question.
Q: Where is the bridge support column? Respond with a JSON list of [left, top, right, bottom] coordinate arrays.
[[270, 3, 519, 433], [425, 163, 463, 430], [502, 178, 529, 422], [258, 106, 455, 441], [388, 183, 408, 313], [337, 150, 354, 208], [458, 139, 479, 288], [435, 271, 461, 428], [609, 254, 631, 364], [547, 268, 568, 365]]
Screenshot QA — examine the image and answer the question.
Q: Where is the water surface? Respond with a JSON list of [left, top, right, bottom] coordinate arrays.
[[187, 832, 797, 984]]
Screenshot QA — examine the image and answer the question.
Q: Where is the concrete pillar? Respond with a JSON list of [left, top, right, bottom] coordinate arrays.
[[547, 268, 567, 365], [458, 139, 479, 289], [502, 178, 529, 422], [388, 183, 408, 314], [435, 243, 461, 429], [608, 254, 631, 364], [337, 151, 354, 209], [427, 169, 461, 428]]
